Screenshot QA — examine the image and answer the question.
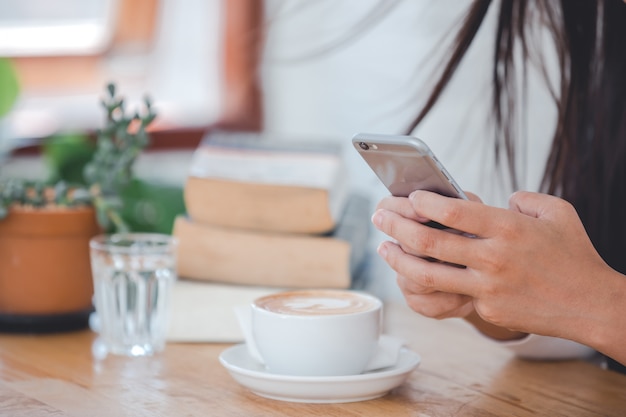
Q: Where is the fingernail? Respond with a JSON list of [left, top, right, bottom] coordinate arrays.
[[377, 242, 388, 257], [371, 210, 383, 227]]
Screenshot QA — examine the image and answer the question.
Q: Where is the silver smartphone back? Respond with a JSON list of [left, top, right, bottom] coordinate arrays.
[[352, 133, 467, 200]]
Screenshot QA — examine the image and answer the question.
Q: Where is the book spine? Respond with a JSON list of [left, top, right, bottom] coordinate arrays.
[[173, 216, 351, 288]]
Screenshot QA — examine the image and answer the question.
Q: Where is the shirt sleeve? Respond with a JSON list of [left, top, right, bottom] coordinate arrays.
[[498, 333, 596, 360]]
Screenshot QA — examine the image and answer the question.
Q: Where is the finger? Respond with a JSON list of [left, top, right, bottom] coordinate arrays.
[[464, 191, 482, 203], [402, 291, 474, 320], [377, 240, 479, 296], [408, 190, 505, 238], [376, 196, 431, 223], [396, 273, 436, 295], [373, 209, 478, 267], [397, 273, 474, 318], [508, 190, 576, 221]]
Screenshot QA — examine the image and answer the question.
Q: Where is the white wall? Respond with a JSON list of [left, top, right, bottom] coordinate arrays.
[[260, 0, 558, 299]]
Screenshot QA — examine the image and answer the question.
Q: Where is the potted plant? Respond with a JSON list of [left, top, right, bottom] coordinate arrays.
[[0, 82, 156, 332]]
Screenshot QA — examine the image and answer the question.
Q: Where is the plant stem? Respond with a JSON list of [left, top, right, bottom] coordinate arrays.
[[93, 194, 129, 233]]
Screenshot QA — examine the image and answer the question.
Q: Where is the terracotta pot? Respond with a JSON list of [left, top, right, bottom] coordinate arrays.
[[0, 206, 101, 330]]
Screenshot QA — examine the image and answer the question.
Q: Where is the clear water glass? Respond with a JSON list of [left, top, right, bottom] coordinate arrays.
[[89, 233, 178, 356]]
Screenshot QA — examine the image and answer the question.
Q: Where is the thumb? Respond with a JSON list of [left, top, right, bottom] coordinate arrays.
[[508, 191, 571, 220]]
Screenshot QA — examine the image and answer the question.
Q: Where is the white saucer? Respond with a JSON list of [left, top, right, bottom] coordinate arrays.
[[219, 344, 421, 403]]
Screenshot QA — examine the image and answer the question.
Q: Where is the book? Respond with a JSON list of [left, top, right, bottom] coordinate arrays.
[[173, 193, 371, 289], [183, 130, 348, 234]]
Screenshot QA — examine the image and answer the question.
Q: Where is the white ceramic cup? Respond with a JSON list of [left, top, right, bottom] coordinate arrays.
[[250, 289, 383, 376]]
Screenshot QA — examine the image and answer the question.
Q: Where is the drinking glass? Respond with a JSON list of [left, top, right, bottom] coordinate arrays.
[[89, 233, 178, 356]]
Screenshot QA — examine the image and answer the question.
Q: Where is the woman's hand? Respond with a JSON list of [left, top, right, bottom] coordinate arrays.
[[372, 190, 623, 347], [372, 194, 477, 321]]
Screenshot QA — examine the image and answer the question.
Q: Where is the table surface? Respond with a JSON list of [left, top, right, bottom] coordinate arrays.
[[1, 302, 625, 416]]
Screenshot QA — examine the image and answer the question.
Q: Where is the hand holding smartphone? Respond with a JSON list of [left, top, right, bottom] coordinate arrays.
[[352, 132, 468, 231]]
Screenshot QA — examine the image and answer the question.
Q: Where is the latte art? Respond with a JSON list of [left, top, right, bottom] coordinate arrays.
[[255, 290, 379, 316]]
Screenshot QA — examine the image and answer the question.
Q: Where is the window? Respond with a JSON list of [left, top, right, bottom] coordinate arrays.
[[0, 0, 118, 57]]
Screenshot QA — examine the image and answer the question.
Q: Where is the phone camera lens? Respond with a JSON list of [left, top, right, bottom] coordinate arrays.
[[359, 142, 369, 150]]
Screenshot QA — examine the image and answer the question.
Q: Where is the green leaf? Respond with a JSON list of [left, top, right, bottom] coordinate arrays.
[[0, 58, 19, 117], [43, 133, 94, 184], [106, 83, 116, 98], [119, 179, 186, 234]]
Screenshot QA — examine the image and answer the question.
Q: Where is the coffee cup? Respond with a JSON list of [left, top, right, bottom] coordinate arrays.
[[245, 289, 383, 376]]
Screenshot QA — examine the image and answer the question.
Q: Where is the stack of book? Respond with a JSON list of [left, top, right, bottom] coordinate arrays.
[[168, 131, 371, 341]]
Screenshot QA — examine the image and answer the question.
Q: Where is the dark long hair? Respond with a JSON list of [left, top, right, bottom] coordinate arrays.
[[407, 0, 626, 276]]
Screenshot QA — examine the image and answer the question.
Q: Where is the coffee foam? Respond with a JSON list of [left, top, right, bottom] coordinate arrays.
[[255, 290, 379, 316]]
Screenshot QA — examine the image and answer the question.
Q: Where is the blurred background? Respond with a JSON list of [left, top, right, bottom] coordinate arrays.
[[0, 0, 558, 300], [0, 0, 220, 137]]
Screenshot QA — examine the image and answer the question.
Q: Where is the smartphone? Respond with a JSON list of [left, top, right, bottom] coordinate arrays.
[[352, 132, 467, 230]]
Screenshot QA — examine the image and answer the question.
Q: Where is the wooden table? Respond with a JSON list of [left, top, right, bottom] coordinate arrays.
[[1, 302, 624, 416]]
